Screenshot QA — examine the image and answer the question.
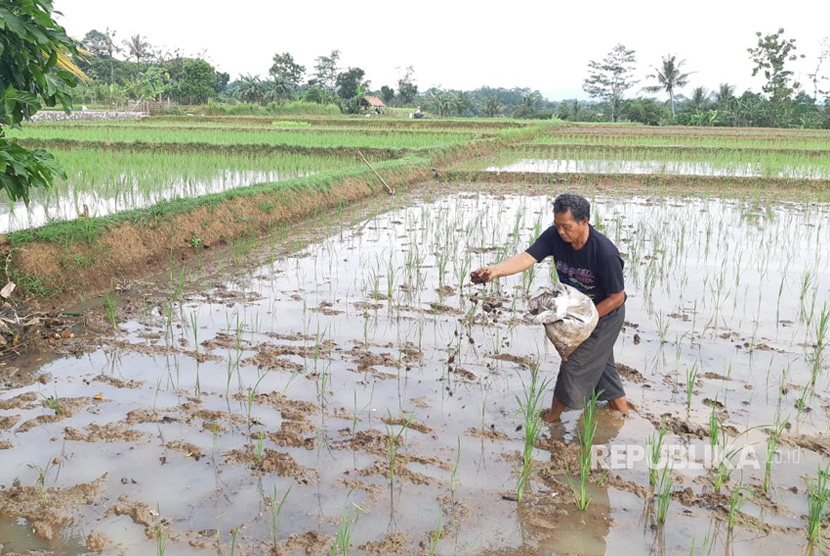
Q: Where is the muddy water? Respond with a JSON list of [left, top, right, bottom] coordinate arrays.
[[1, 189, 828, 555]]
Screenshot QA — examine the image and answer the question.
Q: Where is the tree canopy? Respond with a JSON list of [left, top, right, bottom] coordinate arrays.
[[0, 0, 83, 202]]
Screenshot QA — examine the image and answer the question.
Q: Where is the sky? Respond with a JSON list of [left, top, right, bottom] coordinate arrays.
[[54, 0, 829, 101]]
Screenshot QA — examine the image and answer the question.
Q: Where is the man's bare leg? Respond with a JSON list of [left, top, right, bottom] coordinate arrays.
[[541, 396, 567, 423], [607, 396, 628, 413]]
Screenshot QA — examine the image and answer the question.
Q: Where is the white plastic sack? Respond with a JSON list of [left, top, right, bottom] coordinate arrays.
[[526, 283, 598, 361]]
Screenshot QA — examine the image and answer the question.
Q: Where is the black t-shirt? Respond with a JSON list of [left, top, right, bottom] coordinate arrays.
[[525, 224, 625, 304]]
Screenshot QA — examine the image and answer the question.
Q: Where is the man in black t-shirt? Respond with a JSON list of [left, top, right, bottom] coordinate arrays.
[[471, 193, 628, 422]]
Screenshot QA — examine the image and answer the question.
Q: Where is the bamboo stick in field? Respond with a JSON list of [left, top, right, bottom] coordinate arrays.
[[357, 150, 395, 195]]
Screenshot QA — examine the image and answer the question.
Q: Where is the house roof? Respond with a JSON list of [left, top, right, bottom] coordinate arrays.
[[362, 96, 385, 107]]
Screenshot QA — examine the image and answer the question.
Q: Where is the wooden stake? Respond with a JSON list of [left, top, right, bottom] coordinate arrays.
[[357, 150, 394, 195]]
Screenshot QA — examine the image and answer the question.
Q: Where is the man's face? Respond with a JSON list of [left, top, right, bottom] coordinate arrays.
[[554, 209, 588, 243]]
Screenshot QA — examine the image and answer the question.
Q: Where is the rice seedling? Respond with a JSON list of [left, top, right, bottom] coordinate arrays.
[[27, 458, 55, 506], [450, 436, 462, 497], [515, 365, 552, 502], [268, 485, 292, 551], [708, 402, 721, 454], [429, 504, 444, 556], [385, 410, 416, 489], [41, 392, 62, 415], [807, 464, 830, 549], [685, 362, 699, 410], [330, 493, 363, 556], [155, 504, 168, 556], [566, 390, 608, 510], [655, 463, 673, 524], [255, 430, 265, 466], [189, 311, 199, 355], [647, 423, 667, 487], [104, 294, 118, 332], [727, 485, 752, 531], [764, 413, 789, 493]]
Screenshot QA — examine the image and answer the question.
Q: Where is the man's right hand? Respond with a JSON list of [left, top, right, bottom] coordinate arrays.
[[470, 267, 496, 284]]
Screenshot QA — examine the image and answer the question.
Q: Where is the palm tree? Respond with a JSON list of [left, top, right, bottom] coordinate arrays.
[[235, 75, 266, 105], [689, 87, 711, 112], [124, 34, 150, 65], [643, 54, 692, 116], [483, 95, 502, 117], [713, 83, 736, 110]]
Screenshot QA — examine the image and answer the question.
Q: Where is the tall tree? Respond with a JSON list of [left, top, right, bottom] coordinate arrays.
[[713, 83, 736, 111], [483, 95, 503, 117], [235, 74, 266, 104], [269, 52, 305, 102], [335, 67, 367, 100], [643, 54, 692, 116], [807, 37, 829, 101], [397, 65, 418, 106], [380, 85, 395, 105], [124, 34, 151, 64], [688, 87, 711, 112], [82, 28, 119, 84], [583, 44, 638, 122], [1, 0, 83, 202], [177, 59, 216, 104], [313, 49, 340, 94], [748, 28, 804, 125]]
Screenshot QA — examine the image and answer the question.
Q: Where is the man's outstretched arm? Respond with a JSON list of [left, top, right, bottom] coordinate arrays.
[[471, 252, 537, 283]]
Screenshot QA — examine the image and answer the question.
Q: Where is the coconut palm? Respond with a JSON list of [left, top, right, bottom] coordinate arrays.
[[714, 83, 736, 110], [643, 54, 692, 116]]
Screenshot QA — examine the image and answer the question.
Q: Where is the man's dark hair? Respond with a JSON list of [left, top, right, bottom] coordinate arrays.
[[553, 193, 590, 222]]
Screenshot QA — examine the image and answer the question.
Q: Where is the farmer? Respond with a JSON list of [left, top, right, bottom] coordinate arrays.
[[471, 193, 628, 422]]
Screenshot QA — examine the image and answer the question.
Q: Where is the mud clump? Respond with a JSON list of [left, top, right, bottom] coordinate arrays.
[[107, 494, 163, 538], [616, 363, 645, 383], [223, 448, 312, 483], [64, 423, 144, 443], [360, 532, 407, 554], [85, 531, 112, 552], [0, 473, 108, 542]]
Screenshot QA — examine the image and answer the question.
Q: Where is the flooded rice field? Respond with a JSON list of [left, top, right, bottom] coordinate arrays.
[[1, 186, 829, 555], [0, 170, 317, 234], [486, 158, 830, 180]]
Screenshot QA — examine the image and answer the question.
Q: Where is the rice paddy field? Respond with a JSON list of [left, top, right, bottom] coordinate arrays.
[[1, 116, 829, 556]]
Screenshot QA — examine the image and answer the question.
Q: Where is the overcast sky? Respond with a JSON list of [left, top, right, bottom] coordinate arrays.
[[55, 0, 829, 101]]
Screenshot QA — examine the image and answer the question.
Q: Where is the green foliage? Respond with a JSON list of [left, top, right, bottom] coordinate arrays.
[[748, 28, 804, 126], [397, 65, 418, 106], [269, 52, 305, 101], [1, 0, 80, 202], [177, 59, 216, 104], [583, 44, 638, 122]]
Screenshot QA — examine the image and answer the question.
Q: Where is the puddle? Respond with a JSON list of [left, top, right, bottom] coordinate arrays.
[[0, 188, 828, 554]]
